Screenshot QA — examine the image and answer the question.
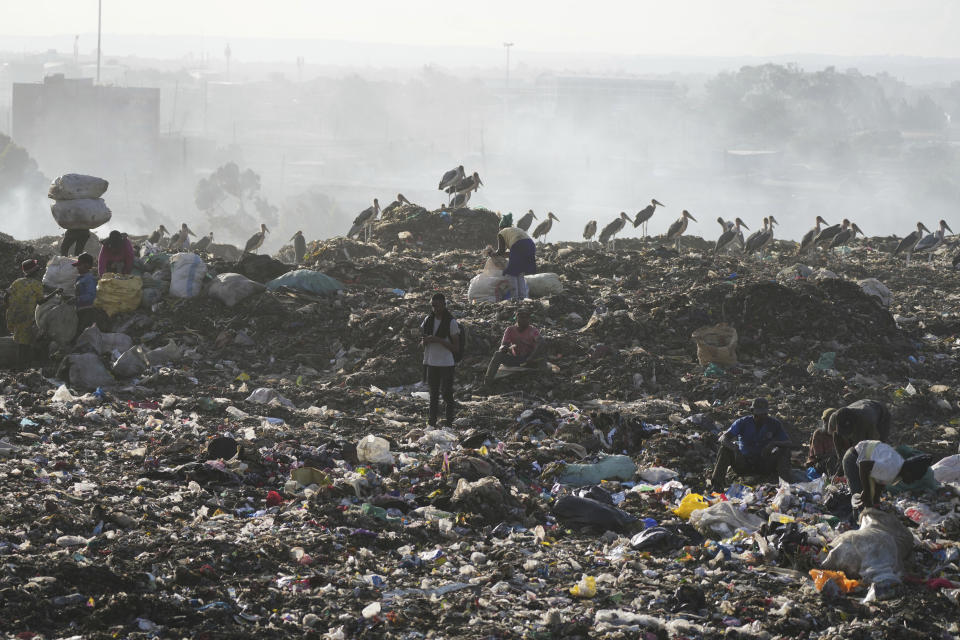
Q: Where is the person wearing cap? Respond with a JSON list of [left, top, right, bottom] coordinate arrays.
[[97, 230, 134, 276], [709, 398, 794, 490], [484, 308, 544, 386], [495, 214, 537, 300], [847, 441, 932, 510], [73, 253, 98, 332], [4, 260, 60, 366]]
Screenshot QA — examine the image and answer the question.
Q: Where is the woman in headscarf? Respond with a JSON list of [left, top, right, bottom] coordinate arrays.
[[495, 213, 537, 300], [4, 259, 58, 367]]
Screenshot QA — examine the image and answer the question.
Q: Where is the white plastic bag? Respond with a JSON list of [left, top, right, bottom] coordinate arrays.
[[822, 508, 915, 584], [48, 174, 109, 200], [356, 435, 394, 465], [169, 253, 207, 298], [207, 273, 265, 307], [932, 455, 960, 483], [43, 256, 79, 295], [50, 198, 112, 230], [525, 272, 563, 297], [145, 339, 181, 366], [688, 501, 765, 538], [467, 273, 511, 303], [858, 278, 892, 307]]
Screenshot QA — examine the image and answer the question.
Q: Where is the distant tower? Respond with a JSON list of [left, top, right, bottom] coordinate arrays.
[[224, 43, 232, 78], [73, 35, 79, 63], [297, 56, 304, 83]]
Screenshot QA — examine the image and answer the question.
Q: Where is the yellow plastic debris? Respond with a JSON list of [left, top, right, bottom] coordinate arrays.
[[569, 574, 597, 598], [673, 493, 709, 520]]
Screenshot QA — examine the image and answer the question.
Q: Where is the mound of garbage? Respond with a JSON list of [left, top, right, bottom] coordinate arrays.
[[2, 227, 960, 639]]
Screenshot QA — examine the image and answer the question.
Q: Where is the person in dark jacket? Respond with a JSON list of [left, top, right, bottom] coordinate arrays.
[[60, 228, 91, 256], [73, 253, 98, 333]]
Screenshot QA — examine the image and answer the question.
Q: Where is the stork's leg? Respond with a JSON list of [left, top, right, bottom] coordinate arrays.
[[906, 253, 911, 266]]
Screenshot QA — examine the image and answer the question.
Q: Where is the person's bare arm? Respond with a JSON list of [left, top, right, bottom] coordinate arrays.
[[859, 460, 875, 505]]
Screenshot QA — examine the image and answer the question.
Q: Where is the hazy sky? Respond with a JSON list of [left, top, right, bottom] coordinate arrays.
[[5, 0, 960, 58]]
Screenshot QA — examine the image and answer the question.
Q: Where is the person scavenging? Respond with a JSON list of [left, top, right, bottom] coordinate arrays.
[[710, 397, 795, 491], [484, 308, 544, 386], [496, 213, 537, 300]]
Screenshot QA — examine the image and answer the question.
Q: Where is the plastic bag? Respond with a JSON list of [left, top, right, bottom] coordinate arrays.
[[265, 269, 343, 296], [207, 273, 266, 307], [809, 569, 861, 593], [48, 174, 109, 200], [570, 574, 597, 598], [822, 508, 915, 584], [42, 256, 79, 295], [75, 324, 133, 355], [67, 352, 114, 391], [858, 278, 892, 307], [932, 455, 960, 483], [687, 501, 765, 537], [467, 273, 511, 303], [691, 323, 738, 367], [356, 435, 394, 465], [525, 272, 563, 297], [95, 274, 142, 316], [112, 346, 148, 378], [50, 198, 112, 230], [555, 455, 637, 486], [35, 297, 78, 346], [169, 253, 207, 298], [673, 493, 710, 520], [145, 339, 181, 365]]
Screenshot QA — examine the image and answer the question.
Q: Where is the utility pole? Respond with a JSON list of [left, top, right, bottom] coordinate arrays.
[[96, 0, 102, 83], [503, 42, 514, 88]]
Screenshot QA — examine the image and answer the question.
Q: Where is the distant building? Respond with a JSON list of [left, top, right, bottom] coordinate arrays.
[[11, 74, 160, 176]]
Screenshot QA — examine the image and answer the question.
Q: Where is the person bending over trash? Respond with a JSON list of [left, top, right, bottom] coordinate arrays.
[[809, 399, 892, 477], [710, 397, 794, 491], [4, 259, 61, 368], [73, 252, 98, 334], [421, 292, 460, 427], [847, 440, 932, 512], [495, 214, 537, 300], [484, 308, 544, 386], [98, 230, 135, 276]]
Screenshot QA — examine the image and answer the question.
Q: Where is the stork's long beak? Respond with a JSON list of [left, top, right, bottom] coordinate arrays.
[[687, 213, 697, 222], [551, 213, 559, 221], [740, 220, 749, 230], [945, 223, 954, 234], [265, 226, 270, 233], [291, 235, 297, 241], [922, 223, 931, 233], [653, 200, 664, 207], [186, 226, 195, 235]]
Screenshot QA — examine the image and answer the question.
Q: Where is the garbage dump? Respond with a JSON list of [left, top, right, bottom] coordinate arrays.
[[1, 223, 960, 639]]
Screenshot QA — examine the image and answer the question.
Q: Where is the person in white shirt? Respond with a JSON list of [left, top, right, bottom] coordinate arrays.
[[420, 292, 460, 426], [845, 440, 932, 508]]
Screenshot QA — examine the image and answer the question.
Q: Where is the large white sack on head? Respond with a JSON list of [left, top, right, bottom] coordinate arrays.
[[467, 273, 510, 303], [51, 198, 112, 230], [67, 352, 114, 391], [35, 297, 77, 347], [169, 253, 207, 298], [48, 174, 109, 200], [208, 273, 265, 307], [525, 272, 563, 297], [43, 256, 80, 295]]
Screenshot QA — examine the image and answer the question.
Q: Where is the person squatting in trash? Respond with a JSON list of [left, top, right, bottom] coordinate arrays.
[[98, 230, 135, 276], [710, 397, 794, 490], [846, 440, 932, 512], [484, 308, 544, 386], [421, 292, 460, 427], [496, 213, 537, 300], [4, 259, 61, 367], [73, 252, 98, 334]]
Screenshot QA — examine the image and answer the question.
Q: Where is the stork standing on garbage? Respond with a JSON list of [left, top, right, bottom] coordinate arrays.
[[244, 223, 270, 254], [495, 213, 537, 300]]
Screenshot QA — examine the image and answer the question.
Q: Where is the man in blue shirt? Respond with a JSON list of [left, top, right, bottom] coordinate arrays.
[[709, 397, 794, 491]]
